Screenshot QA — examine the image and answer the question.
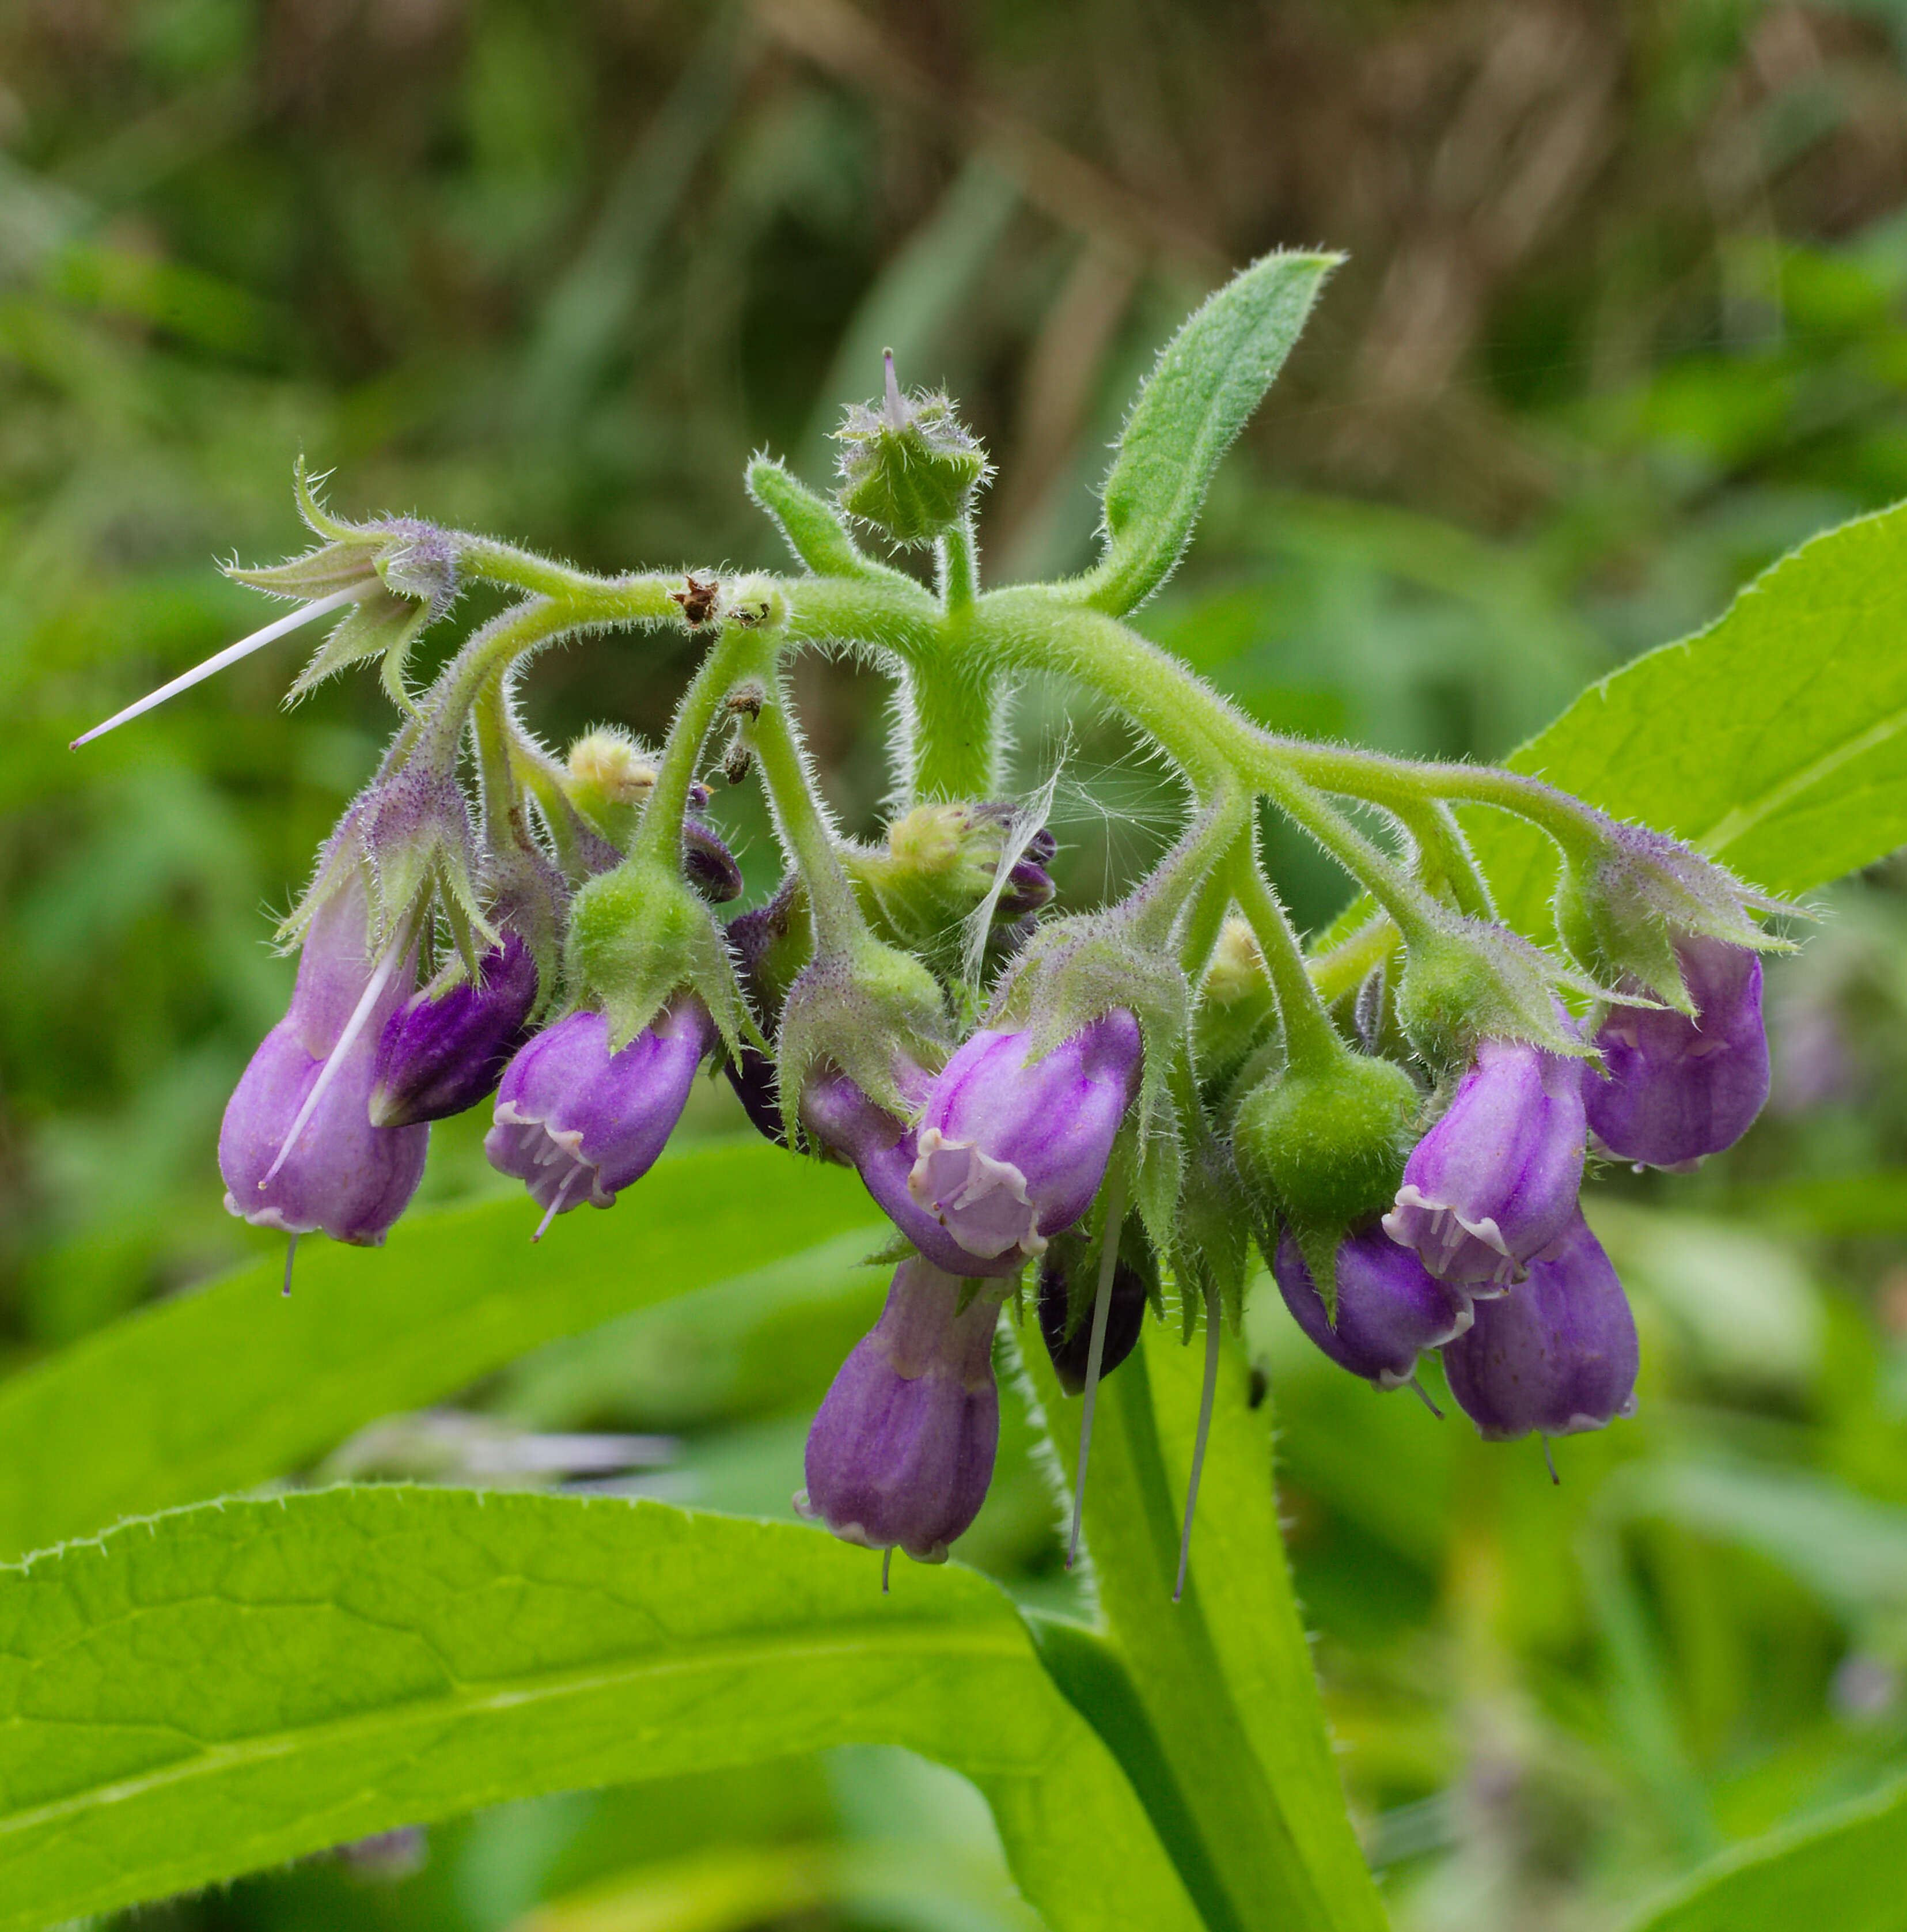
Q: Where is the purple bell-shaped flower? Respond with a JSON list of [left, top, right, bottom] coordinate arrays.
[[485, 997, 715, 1235], [369, 930, 540, 1128], [905, 1012, 1142, 1268], [1383, 1035, 1586, 1290], [1274, 1222, 1473, 1391], [218, 872, 429, 1246], [1583, 937, 1769, 1169], [799, 1257, 1004, 1563], [1439, 1211, 1639, 1439]]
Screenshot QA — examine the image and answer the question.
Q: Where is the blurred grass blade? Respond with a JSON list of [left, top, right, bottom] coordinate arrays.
[[1473, 500, 1907, 928], [1071, 251, 1339, 616], [0, 1487, 1199, 1932], [0, 1142, 881, 1562], [1019, 1325, 1387, 1932], [1625, 1766, 1907, 1932]]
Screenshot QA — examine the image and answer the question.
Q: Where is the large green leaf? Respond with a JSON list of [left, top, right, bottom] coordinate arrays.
[[0, 1142, 882, 1562], [1019, 1325, 1386, 1932], [1625, 1767, 1907, 1932], [0, 1486, 1200, 1932], [1475, 500, 1907, 930], [1074, 251, 1340, 616]]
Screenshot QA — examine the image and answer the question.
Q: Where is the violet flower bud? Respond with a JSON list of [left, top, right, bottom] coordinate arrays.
[[800, 1065, 1022, 1280], [1583, 937, 1769, 1169], [907, 1012, 1143, 1267], [218, 873, 427, 1246], [682, 815, 744, 904], [1440, 1211, 1639, 1440], [1382, 1035, 1586, 1290], [1037, 1245, 1148, 1396], [724, 1043, 788, 1146], [1273, 1223, 1472, 1391], [485, 998, 715, 1232], [799, 1257, 1003, 1562], [369, 931, 539, 1128]]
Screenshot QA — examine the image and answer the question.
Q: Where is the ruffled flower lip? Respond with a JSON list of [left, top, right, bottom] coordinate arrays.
[[1382, 1187, 1519, 1291], [488, 1104, 612, 1210], [792, 1490, 950, 1564], [1469, 1393, 1639, 1444], [907, 1128, 1042, 1262]]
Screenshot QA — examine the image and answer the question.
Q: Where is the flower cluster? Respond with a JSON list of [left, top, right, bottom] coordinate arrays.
[[73, 317, 1785, 1590]]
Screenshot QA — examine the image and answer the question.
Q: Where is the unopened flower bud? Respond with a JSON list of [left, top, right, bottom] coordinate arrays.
[[369, 930, 539, 1128], [1037, 1239, 1151, 1396], [799, 1258, 1004, 1563], [1273, 1223, 1471, 1391], [1440, 1212, 1639, 1439], [485, 998, 716, 1232], [1382, 1034, 1586, 1290], [219, 871, 427, 1246], [1583, 936, 1769, 1169], [835, 351, 990, 548], [1194, 917, 1277, 1088], [908, 1013, 1142, 1268]]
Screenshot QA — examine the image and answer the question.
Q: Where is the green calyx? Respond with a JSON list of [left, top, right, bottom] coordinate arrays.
[[1394, 912, 1602, 1073], [843, 801, 1046, 957], [1231, 1044, 1420, 1311], [564, 855, 744, 1053], [835, 351, 991, 549]]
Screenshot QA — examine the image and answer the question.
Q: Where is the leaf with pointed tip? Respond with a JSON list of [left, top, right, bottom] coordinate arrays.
[[1073, 252, 1339, 617], [0, 1487, 1200, 1932]]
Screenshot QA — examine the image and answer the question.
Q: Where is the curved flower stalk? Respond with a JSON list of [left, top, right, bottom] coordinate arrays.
[[75, 254, 1785, 1579]]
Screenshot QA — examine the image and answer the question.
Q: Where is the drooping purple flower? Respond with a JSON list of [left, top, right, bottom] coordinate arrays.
[[799, 1257, 1003, 1563], [485, 998, 715, 1231], [1037, 1244, 1149, 1395], [369, 931, 539, 1128], [906, 1012, 1143, 1268], [1440, 1211, 1639, 1440], [1583, 937, 1769, 1169], [799, 1063, 1022, 1279], [1383, 1035, 1586, 1290], [219, 872, 428, 1246], [1274, 1223, 1474, 1391]]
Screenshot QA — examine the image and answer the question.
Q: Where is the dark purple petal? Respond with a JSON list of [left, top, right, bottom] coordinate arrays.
[[370, 932, 539, 1127], [1440, 1211, 1639, 1440], [1274, 1223, 1472, 1390], [800, 1258, 1002, 1562], [485, 999, 715, 1218], [219, 874, 427, 1245], [682, 815, 744, 903], [1584, 938, 1769, 1169], [1037, 1247, 1148, 1396], [723, 1043, 787, 1145], [1383, 1035, 1586, 1289], [907, 1012, 1142, 1266]]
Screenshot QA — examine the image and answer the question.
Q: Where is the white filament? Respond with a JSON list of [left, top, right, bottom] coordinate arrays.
[[1067, 1165, 1128, 1571], [1174, 1275, 1223, 1604], [71, 585, 364, 749], [531, 1164, 580, 1244], [260, 937, 405, 1187], [282, 1234, 299, 1299]]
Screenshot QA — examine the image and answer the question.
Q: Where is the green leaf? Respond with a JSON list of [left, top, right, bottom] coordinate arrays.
[[0, 1142, 882, 1562], [0, 1486, 1200, 1932], [1018, 1325, 1386, 1932], [1624, 1766, 1907, 1932], [1073, 252, 1339, 618], [1475, 501, 1907, 931]]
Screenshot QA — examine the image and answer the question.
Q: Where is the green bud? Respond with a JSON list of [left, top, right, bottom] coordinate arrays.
[[835, 351, 990, 548], [1394, 915, 1595, 1072], [1231, 1045, 1419, 1308], [564, 855, 742, 1051], [845, 801, 1053, 956], [563, 726, 659, 849], [1193, 916, 1278, 1089]]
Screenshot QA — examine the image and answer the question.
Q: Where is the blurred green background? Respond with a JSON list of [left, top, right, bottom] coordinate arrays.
[[8, 1, 1907, 1927]]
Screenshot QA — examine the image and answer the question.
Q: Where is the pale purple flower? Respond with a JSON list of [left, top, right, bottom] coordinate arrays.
[[1584, 937, 1769, 1169], [1440, 1211, 1639, 1439], [218, 872, 427, 1246], [370, 931, 539, 1128], [906, 1012, 1143, 1268], [1383, 1035, 1586, 1290], [1274, 1223, 1473, 1391], [799, 1257, 1003, 1562], [485, 998, 715, 1234]]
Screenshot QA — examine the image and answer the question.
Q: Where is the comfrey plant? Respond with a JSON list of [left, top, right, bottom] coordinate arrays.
[[74, 256, 1781, 1594]]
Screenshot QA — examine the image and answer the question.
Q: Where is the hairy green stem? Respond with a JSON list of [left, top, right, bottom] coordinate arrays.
[[636, 626, 763, 869], [1232, 851, 1341, 1074], [747, 666, 868, 950]]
